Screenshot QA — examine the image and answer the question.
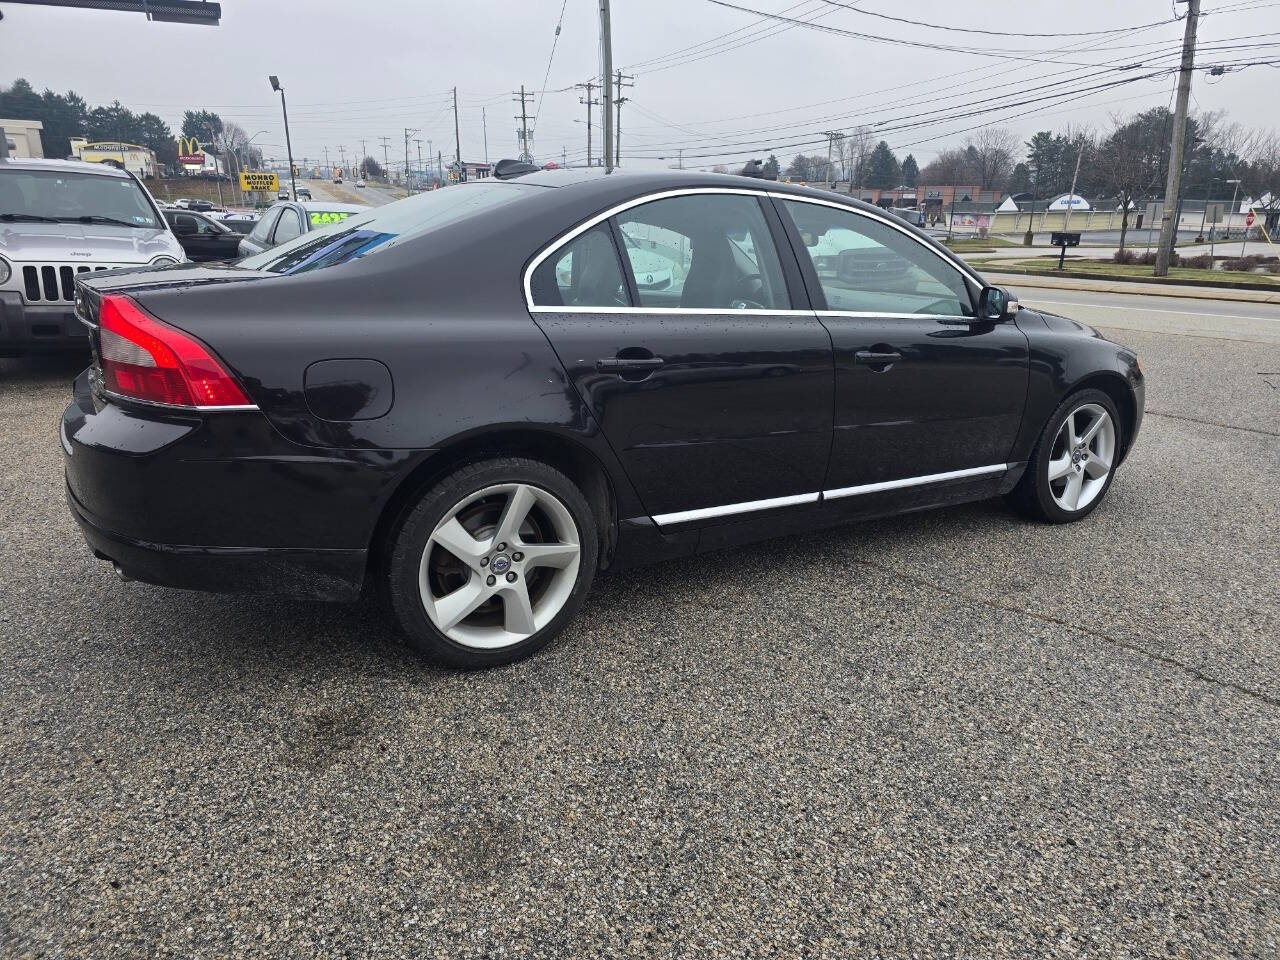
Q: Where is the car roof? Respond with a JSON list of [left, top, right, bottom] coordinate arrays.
[[296, 200, 369, 212], [0, 156, 133, 179], [505, 167, 898, 216]]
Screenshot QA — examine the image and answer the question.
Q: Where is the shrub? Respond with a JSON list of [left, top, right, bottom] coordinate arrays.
[[1112, 249, 1136, 264], [1222, 258, 1255, 272], [1180, 253, 1213, 269]]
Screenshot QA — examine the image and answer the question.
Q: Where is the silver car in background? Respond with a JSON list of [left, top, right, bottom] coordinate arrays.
[[0, 157, 185, 356]]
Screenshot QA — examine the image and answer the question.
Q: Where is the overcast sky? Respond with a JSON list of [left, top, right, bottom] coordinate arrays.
[[1, 0, 1276, 171]]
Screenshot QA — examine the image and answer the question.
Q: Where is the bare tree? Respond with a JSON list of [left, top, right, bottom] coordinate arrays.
[[919, 147, 972, 186], [965, 127, 1019, 190], [1096, 113, 1165, 256], [846, 125, 874, 194]]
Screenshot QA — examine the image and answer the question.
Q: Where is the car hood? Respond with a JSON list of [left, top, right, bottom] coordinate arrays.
[[0, 222, 177, 262]]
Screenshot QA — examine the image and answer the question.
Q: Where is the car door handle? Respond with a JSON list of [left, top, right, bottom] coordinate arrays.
[[853, 350, 902, 365], [596, 357, 664, 371]]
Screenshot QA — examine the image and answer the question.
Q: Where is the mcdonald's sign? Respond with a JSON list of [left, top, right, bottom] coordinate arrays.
[[177, 137, 205, 167]]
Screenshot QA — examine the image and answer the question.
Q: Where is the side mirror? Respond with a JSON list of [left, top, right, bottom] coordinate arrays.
[[977, 285, 1018, 321]]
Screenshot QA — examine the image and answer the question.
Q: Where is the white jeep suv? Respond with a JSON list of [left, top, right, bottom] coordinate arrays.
[[0, 158, 185, 356]]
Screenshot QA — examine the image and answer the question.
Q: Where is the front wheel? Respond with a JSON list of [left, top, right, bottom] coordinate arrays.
[[385, 457, 598, 668], [1007, 388, 1122, 523]]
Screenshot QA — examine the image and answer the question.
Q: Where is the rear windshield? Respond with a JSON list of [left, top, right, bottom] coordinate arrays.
[[0, 168, 160, 228], [238, 181, 528, 275]]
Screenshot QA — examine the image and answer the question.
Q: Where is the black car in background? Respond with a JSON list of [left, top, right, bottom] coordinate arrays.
[[162, 209, 244, 262], [63, 168, 1144, 668]]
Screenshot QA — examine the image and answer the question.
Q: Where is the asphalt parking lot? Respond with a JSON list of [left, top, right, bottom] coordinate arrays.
[[1, 288, 1278, 958]]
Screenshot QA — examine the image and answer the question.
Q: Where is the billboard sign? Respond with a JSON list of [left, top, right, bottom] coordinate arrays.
[[177, 136, 205, 168], [239, 171, 279, 192]]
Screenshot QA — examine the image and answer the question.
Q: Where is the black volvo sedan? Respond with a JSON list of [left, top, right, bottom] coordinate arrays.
[[62, 167, 1144, 668]]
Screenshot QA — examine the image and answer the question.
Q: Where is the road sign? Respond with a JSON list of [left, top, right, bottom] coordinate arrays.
[[239, 171, 279, 192], [1245, 210, 1256, 228], [1144, 201, 1163, 223], [1206, 203, 1224, 224]]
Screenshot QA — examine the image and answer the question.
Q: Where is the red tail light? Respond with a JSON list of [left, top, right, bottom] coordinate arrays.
[[98, 294, 252, 409]]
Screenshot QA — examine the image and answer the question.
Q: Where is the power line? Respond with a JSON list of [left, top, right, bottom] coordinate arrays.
[[532, 0, 571, 131], [811, 0, 1179, 38]]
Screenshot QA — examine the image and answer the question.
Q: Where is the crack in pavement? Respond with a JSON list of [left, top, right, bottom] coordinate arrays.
[[1145, 410, 1280, 438], [850, 556, 1280, 709]]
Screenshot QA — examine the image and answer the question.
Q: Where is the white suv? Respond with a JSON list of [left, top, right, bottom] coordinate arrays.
[[0, 158, 185, 356]]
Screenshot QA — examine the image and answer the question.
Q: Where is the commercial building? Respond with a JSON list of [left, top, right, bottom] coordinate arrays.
[[0, 119, 45, 158], [69, 137, 158, 178]]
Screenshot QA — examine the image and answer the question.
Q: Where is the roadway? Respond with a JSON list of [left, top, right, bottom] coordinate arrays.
[[1, 286, 1277, 957]]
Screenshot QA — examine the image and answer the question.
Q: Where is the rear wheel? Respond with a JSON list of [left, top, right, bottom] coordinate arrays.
[[1008, 388, 1122, 523], [386, 457, 598, 668]]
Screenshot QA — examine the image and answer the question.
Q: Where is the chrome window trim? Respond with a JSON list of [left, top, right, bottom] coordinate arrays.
[[817, 310, 976, 321], [766, 191, 986, 289], [528, 305, 814, 316], [522, 185, 985, 314], [823, 464, 1009, 500], [652, 492, 819, 527], [523, 186, 785, 311]]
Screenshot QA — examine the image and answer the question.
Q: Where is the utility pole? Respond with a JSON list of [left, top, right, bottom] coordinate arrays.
[[359, 138, 368, 179], [613, 70, 633, 168], [379, 136, 392, 184], [1155, 0, 1201, 277], [323, 145, 330, 179], [576, 81, 599, 167], [514, 85, 535, 163], [453, 86, 463, 182], [600, 0, 614, 173], [1058, 145, 1084, 269], [482, 108, 489, 164], [404, 127, 418, 193], [437, 150, 443, 186], [678, 148, 683, 169], [337, 145, 347, 179], [822, 131, 839, 189], [415, 139, 423, 187]]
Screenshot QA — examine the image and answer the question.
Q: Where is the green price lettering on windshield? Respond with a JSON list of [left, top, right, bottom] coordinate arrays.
[[309, 211, 353, 226]]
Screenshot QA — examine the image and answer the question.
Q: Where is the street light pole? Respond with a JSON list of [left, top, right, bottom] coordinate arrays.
[[268, 75, 297, 202]]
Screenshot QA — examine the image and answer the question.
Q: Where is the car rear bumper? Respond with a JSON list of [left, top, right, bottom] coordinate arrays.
[[67, 484, 367, 600], [0, 292, 89, 353], [60, 370, 425, 600]]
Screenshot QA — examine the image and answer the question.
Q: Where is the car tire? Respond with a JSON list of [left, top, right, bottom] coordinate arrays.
[[1007, 388, 1123, 524], [385, 457, 598, 669]]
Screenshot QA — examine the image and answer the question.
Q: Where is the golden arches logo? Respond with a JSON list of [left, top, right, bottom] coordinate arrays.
[[177, 137, 204, 160]]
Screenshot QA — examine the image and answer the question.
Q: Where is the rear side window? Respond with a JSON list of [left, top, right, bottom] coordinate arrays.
[[530, 224, 630, 308], [615, 194, 789, 310]]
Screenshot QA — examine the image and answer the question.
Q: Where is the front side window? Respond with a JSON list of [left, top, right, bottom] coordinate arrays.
[[248, 207, 280, 244], [530, 224, 629, 308], [615, 194, 788, 310], [780, 199, 974, 317], [272, 208, 303, 245]]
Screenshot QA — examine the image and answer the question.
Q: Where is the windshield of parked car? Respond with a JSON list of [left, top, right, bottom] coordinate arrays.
[[0, 169, 160, 228], [238, 182, 529, 275]]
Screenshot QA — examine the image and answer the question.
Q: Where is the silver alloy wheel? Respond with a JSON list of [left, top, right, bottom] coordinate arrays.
[[419, 483, 581, 649], [1047, 402, 1115, 513]]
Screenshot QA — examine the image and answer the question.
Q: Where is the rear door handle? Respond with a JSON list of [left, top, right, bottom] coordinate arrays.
[[853, 350, 902, 365], [596, 357, 664, 371]]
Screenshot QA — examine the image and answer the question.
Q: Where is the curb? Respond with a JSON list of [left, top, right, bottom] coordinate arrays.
[[979, 271, 1280, 305]]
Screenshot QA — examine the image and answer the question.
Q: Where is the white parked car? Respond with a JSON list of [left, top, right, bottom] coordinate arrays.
[[355, 179, 366, 188], [0, 158, 185, 356]]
